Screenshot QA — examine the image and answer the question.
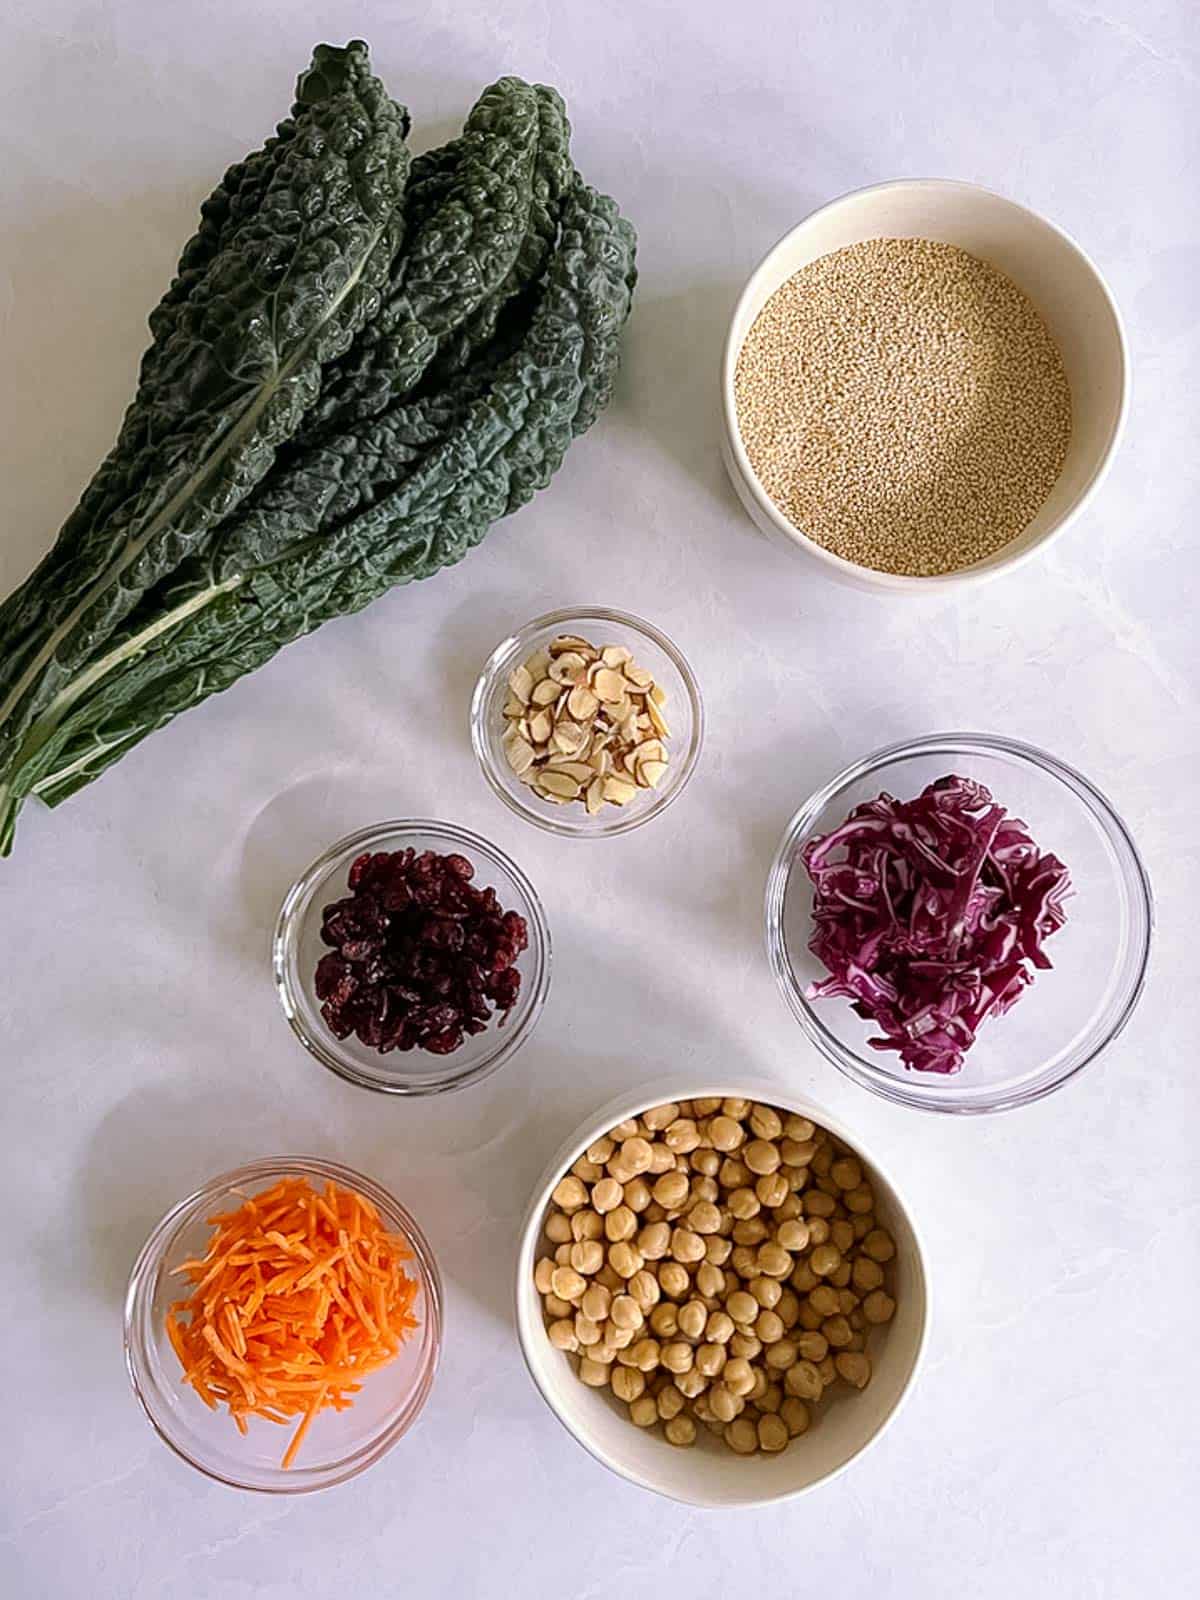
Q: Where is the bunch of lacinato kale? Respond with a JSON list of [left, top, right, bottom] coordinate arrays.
[[0, 42, 637, 854]]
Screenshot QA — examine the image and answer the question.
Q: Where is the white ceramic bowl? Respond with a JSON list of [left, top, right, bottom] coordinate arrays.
[[721, 179, 1129, 592], [516, 1080, 929, 1507]]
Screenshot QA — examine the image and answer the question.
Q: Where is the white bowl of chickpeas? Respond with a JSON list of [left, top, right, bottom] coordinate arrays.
[[516, 1083, 928, 1507]]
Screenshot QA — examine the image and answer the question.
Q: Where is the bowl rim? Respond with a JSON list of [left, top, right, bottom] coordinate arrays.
[[765, 731, 1155, 1114], [720, 176, 1131, 591], [272, 818, 552, 1096], [123, 1155, 444, 1494], [514, 1077, 931, 1508], [470, 604, 705, 838]]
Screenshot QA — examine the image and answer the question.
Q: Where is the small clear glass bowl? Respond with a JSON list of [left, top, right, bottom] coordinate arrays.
[[273, 819, 551, 1095], [470, 606, 704, 838], [765, 732, 1153, 1114], [124, 1157, 443, 1493]]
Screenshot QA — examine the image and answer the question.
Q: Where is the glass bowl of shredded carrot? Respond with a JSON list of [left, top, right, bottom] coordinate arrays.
[[124, 1157, 442, 1492]]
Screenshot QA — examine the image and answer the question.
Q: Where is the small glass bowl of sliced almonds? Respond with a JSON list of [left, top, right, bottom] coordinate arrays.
[[471, 607, 704, 837]]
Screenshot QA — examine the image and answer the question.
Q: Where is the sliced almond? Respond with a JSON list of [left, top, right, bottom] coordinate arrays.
[[528, 709, 554, 745], [502, 694, 526, 719], [525, 650, 551, 680], [585, 776, 606, 815], [639, 760, 669, 789], [650, 683, 668, 707], [553, 721, 588, 755], [508, 665, 534, 704], [593, 667, 627, 703], [589, 747, 612, 777], [553, 761, 596, 783], [549, 651, 588, 685], [536, 770, 582, 799], [531, 677, 560, 706], [567, 684, 599, 721], [603, 776, 638, 806], [624, 664, 654, 689], [504, 736, 536, 776], [646, 697, 671, 738], [550, 634, 593, 655], [601, 645, 633, 668]]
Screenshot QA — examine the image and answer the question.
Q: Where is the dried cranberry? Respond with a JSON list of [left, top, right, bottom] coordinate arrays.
[[313, 845, 526, 1059]]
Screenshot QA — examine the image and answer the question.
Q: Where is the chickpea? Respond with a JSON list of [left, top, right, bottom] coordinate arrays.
[[705, 1235, 734, 1266], [725, 1418, 758, 1454], [780, 1397, 811, 1437], [863, 1290, 896, 1324], [650, 1302, 679, 1338], [612, 1118, 640, 1141], [544, 1293, 573, 1319], [844, 1183, 874, 1215], [817, 1355, 837, 1386], [534, 1257, 555, 1295], [693, 1097, 722, 1116], [571, 1209, 603, 1243], [587, 1135, 615, 1164], [822, 1315, 854, 1349], [776, 1289, 800, 1328], [623, 1177, 652, 1214], [806, 1218, 830, 1247], [831, 1219, 855, 1255], [721, 1097, 750, 1119], [611, 1366, 646, 1404], [756, 1242, 793, 1279], [863, 1228, 896, 1263], [609, 1322, 636, 1350], [691, 1176, 719, 1205], [648, 1144, 677, 1177], [642, 1102, 679, 1132], [678, 1299, 708, 1341], [764, 1338, 798, 1372], [796, 1330, 827, 1363], [784, 1360, 823, 1401], [665, 1415, 697, 1448], [670, 1227, 705, 1265], [747, 1366, 769, 1403], [696, 1262, 725, 1299], [652, 1170, 689, 1210], [661, 1341, 695, 1375], [727, 1289, 758, 1325], [835, 1351, 872, 1389], [810, 1243, 842, 1278], [628, 1269, 660, 1310], [758, 1414, 789, 1453], [608, 1242, 643, 1279], [748, 1103, 783, 1141], [837, 1288, 859, 1317], [848, 1331, 866, 1352], [850, 1310, 866, 1332], [743, 1139, 781, 1177], [805, 1190, 836, 1219], [709, 1115, 744, 1152], [596, 1263, 622, 1292], [659, 1261, 690, 1298], [810, 1144, 833, 1177], [709, 1383, 740, 1422], [548, 1319, 578, 1351], [629, 1394, 658, 1427], [570, 1240, 604, 1276], [594, 1342, 621, 1364], [853, 1256, 885, 1293], [551, 1175, 588, 1211], [790, 1259, 818, 1293], [706, 1310, 735, 1344], [759, 1381, 783, 1415], [665, 1118, 701, 1153], [719, 1158, 751, 1191], [689, 1200, 722, 1235], [776, 1218, 810, 1253], [749, 1275, 782, 1310], [690, 1148, 719, 1177], [755, 1172, 789, 1209], [797, 1303, 823, 1332], [656, 1383, 685, 1420], [780, 1137, 816, 1167], [774, 1193, 803, 1223], [723, 1357, 755, 1397], [637, 1221, 671, 1260], [573, 1157, 602, 1184], [783, 1114, 815, 1142], [830, 1157, 862, 1191], [551, 1266, 586, 1302], [732, 1217, 768, 1247], [852, 1213, 874, 1241], [604, 1205, 637, 1243], [675, 1367, 709, 1399], [729, 1332, 761, 1360], [727, 1186, 760, 1221], [730, 1245, 759, 1279], [545, 1212, 572, 1245], [575, 1314, 602, 1346], [755, 1309, 785, 1344], [695, 1342, 726, 1378], [578, 1358, 609, 1387], [610, 1294, 644, 1331], [630, 1337, 661, 1372], [808, 1284, 840, 1318]]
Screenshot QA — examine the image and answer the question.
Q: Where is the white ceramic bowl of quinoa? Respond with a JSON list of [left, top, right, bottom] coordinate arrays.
[[720, 178, 1129, 592]]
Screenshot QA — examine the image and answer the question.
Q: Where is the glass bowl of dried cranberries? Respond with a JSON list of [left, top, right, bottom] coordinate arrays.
[[273, 820, 552, 1094]]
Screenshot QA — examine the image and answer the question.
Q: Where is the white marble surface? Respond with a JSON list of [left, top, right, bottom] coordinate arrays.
[[2, 1, 1197, 1595]]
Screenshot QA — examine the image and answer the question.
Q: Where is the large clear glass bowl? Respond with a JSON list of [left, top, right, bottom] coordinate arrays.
[[470, 606, 704, 838], [765, 733, 1152, 1113], [273, 819, 551, 1095], [124, 1157, 442, 1493]]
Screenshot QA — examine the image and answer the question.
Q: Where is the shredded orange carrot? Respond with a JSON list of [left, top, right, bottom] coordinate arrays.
[[166, 1176, 419, 1468]]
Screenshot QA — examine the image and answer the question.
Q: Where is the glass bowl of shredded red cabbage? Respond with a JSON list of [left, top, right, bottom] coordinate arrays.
[[766, 734, 1152, 1113]]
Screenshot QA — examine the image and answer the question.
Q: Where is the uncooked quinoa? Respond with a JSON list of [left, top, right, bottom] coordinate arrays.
[[734, 239, 1072, 577]]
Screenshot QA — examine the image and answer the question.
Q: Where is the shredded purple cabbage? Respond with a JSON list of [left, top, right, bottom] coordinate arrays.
[[801, 775, 1071, 1074]]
